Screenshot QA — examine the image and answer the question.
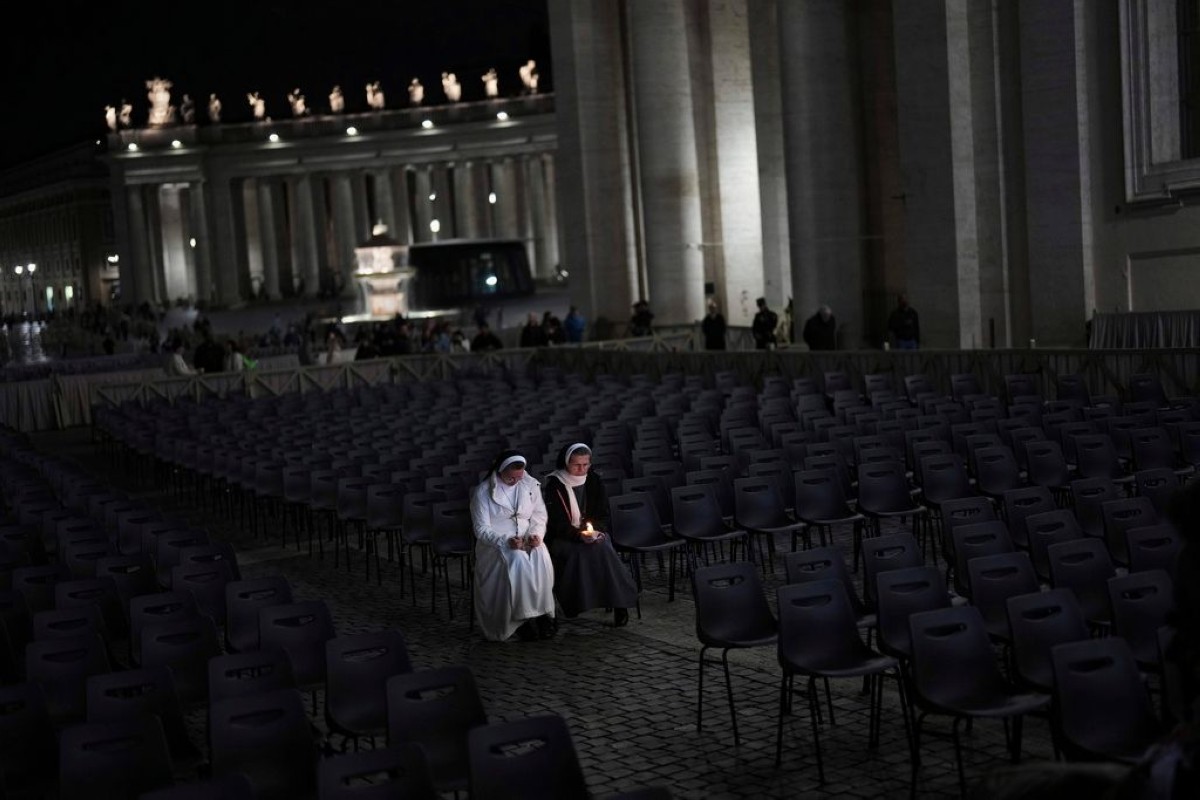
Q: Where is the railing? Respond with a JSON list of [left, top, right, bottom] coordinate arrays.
[[0, 327, 1192, 434]]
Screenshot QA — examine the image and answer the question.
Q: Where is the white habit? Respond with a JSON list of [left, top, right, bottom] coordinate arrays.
[[470, 472, 555, 642]]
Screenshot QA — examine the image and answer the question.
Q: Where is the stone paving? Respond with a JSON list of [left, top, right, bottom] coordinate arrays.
[[31, 427, 1067, 799]]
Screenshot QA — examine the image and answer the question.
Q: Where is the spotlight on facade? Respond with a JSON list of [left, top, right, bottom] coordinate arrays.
[[485, 275, 498, 287], [346, 126, 359, 136], [13, 266, 23, 276], [421, 119, 434, 129], [428, 192, 437, 202], [127, 143, 138, 152], [189, 238, 197, 248], [429, 219, 441, 233], [496, 111, 509, 121], [171, 140, 182, 149], [106, 255, 119, 264], [488, 192, 497, 204], [268, 133, 280, 143], [27, 263, 35, 275]]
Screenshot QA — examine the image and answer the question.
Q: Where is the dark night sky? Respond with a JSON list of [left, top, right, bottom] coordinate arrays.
[[0, 0, 551, 170]]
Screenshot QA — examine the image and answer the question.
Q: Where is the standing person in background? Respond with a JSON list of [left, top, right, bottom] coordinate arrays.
[[629, 300, 654, 337], [802, 305, 838, 351], [751, 297, 778, 350], [888, 293, 921, 349], [564, 306, 586, 343], [520, 313, 547, 348], [701, 300, 727, 351]]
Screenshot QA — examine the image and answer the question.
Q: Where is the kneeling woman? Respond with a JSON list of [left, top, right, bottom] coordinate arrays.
[[471, 450, 556, 641], [543, 443, 638, 626]]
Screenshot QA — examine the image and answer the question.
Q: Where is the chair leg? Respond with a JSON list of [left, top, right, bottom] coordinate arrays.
[[808, 677, 825, 784], [696, 645, 708, 733], [909, 712, 924, 800], [721, 648, 739, 745], [775, 672, 789, 766], [823, 677, 835, 726], [951, 717, 968, 798]]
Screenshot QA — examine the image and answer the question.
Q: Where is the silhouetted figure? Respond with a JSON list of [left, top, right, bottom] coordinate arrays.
[[802, 305, 837, 351], [752, 297, 778, 350], [888, 293, 920, 349], [471, 323, 503, 352], [630, 300, 654, 337], [701, 301, 726, 351]]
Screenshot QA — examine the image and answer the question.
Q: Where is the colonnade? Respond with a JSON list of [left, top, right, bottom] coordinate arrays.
[[114, 151, 559, 308]]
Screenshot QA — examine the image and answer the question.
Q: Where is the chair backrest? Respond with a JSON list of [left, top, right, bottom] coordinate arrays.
[[776, 579, 872, 674], [1068, 476, 1121, 540], [951, 521, 1014, 597], [1133, 468, 1179, 516], [874, 565, 950, 660], [691, 561, 776, 647], [325, 629, 413, 739], [387, 665, 487, 789], [1071, 434, 1122, 479], [1107, 570, 1175, 666], [32, 605, 107, 643], [318, 743, 438, 800], [669, 484, 727, 541], [172, 561, 235, 623], [861, 533, 923, 608], [1131, 427, 1176, 470], [258, 600, 336, 689], [1101, 496, 1158, 566], [939, 496, 997, 547], [467, 714, 588, 800], [95, 554, 157, 609], [431, 500, 474, 556], [620, 476, 673, 525], [58, 716, 174, 800], [25, 634, 111, 723], [224, 576, 293, 653], [139, 614, 221, 705], [1051, 637, 1163, 761], [178, 542, 241, 580], [965, 551, 1039, 639], [209, 688, 317, 799], [129, 591, 199, 661], [856, 461, 918, 516], [1005, 588, 1089, 692], [0, 681, 56, 788], [908, 605, 1007, 709], [684, 469, 735, 519], [782, 546, 866, 617], [1125, 523, 1182, 578], [55, 577, 125, 638], [792, 468, 855, 523], [1024, 509, 1084, 581], [85, 666, 192, 757], [208, 647, 297, 704], [608, 493, 668, 548], [11, 564, 68, 614], [1025, 440, 1069, 489], [1046, 538, 1116, 625]]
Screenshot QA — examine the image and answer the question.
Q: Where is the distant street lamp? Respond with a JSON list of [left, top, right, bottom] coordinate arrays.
[[26, 263, 37, 316]]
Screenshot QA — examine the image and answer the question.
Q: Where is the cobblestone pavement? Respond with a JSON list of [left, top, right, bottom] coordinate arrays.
[[32, 427, 1064, 800]]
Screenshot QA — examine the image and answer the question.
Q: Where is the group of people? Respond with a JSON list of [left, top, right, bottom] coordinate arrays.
[[470, 444, 637, 642], [699, 293, 922, 352]]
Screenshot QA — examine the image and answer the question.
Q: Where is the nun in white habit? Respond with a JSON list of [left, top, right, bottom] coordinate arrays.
[[470, 449, 556, 642]]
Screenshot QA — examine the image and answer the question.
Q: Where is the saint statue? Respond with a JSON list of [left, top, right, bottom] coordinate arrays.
[[118, 100, 133, 128], [180, 94, 195, 124], [287, 88, 308, 117], [366, 81, 385, 110], [146, 77, 175, 127], [441, 72, 462, 102], [482, 68, 499, 98], [408, 78, 424, 106], [104, 106, 117, 132], [329, 85, 344, 114], [208, 93, 222, 123], [247, 91, 266, 120], [519, 60, 539, 93]]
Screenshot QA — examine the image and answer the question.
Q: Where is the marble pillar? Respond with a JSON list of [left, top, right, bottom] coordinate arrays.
[[124, 185, 153, 304], [288, 175, 321, 297], [144, 186, 166, 302], [747, 0, 791, 312], [1019, 0, 1097, 346], [157, 184, 192, 302], [629, 0, 706, 326], [256, 179, 281, 300], [389, 168, 414, 244], [330, 172, 358, 295], [371, 168, 398, 236], [210, 177, 243, 305], [431, 165, 453, 239], [548, 0, 638, 330], [453, 163, 479, 239], [187, 182, 213, 303], [491, 159, 520, 240], [241, 179, 266, 300], [413, 168, 434, 243], [525, 155, 552, 280], [779, 0, 867, 347]]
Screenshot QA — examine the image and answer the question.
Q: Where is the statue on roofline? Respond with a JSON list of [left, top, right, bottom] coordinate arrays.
[[146, 77, 175, 127], [408, 78, 424, 106]]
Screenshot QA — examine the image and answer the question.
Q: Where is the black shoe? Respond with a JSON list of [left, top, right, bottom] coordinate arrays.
[[536, 614, 557, 639], [613, 608, 630, 628], [516, 621, 539, 642]]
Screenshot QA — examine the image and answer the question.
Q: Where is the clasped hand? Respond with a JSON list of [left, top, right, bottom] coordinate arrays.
[[508, 534, 542, 551]]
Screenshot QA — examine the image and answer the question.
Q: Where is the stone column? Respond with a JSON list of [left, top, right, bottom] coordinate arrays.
[[144, 185, 166, 302], [413, 167, 434, 242], [351, 171, 371, 243], [453, 162, 479, 239], [541, 154, 561, 276], [549, 0, 637, 330], [157, 184, 191, 302], [241, 179, 265, 300], [748, 0, 791, 312], [124, 185, 154, 304], [371, 168, 398, 236], [1019, 0, 1097, 346], [491, 159, 520, 240], [209, 176, 243, 305], [525, 155, 553, 280], [389, 168, 414, 244], [256, 178, 281, 300], [706, 0, 766, 328], [472, 162, 493, 239], [187, 182, 213, 303], [431, 165, 453, 239], [288, 175, 321, 297], [779, 0, 867, 347], [629, 0, 706, 326], [330, 172, 358, 296]]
